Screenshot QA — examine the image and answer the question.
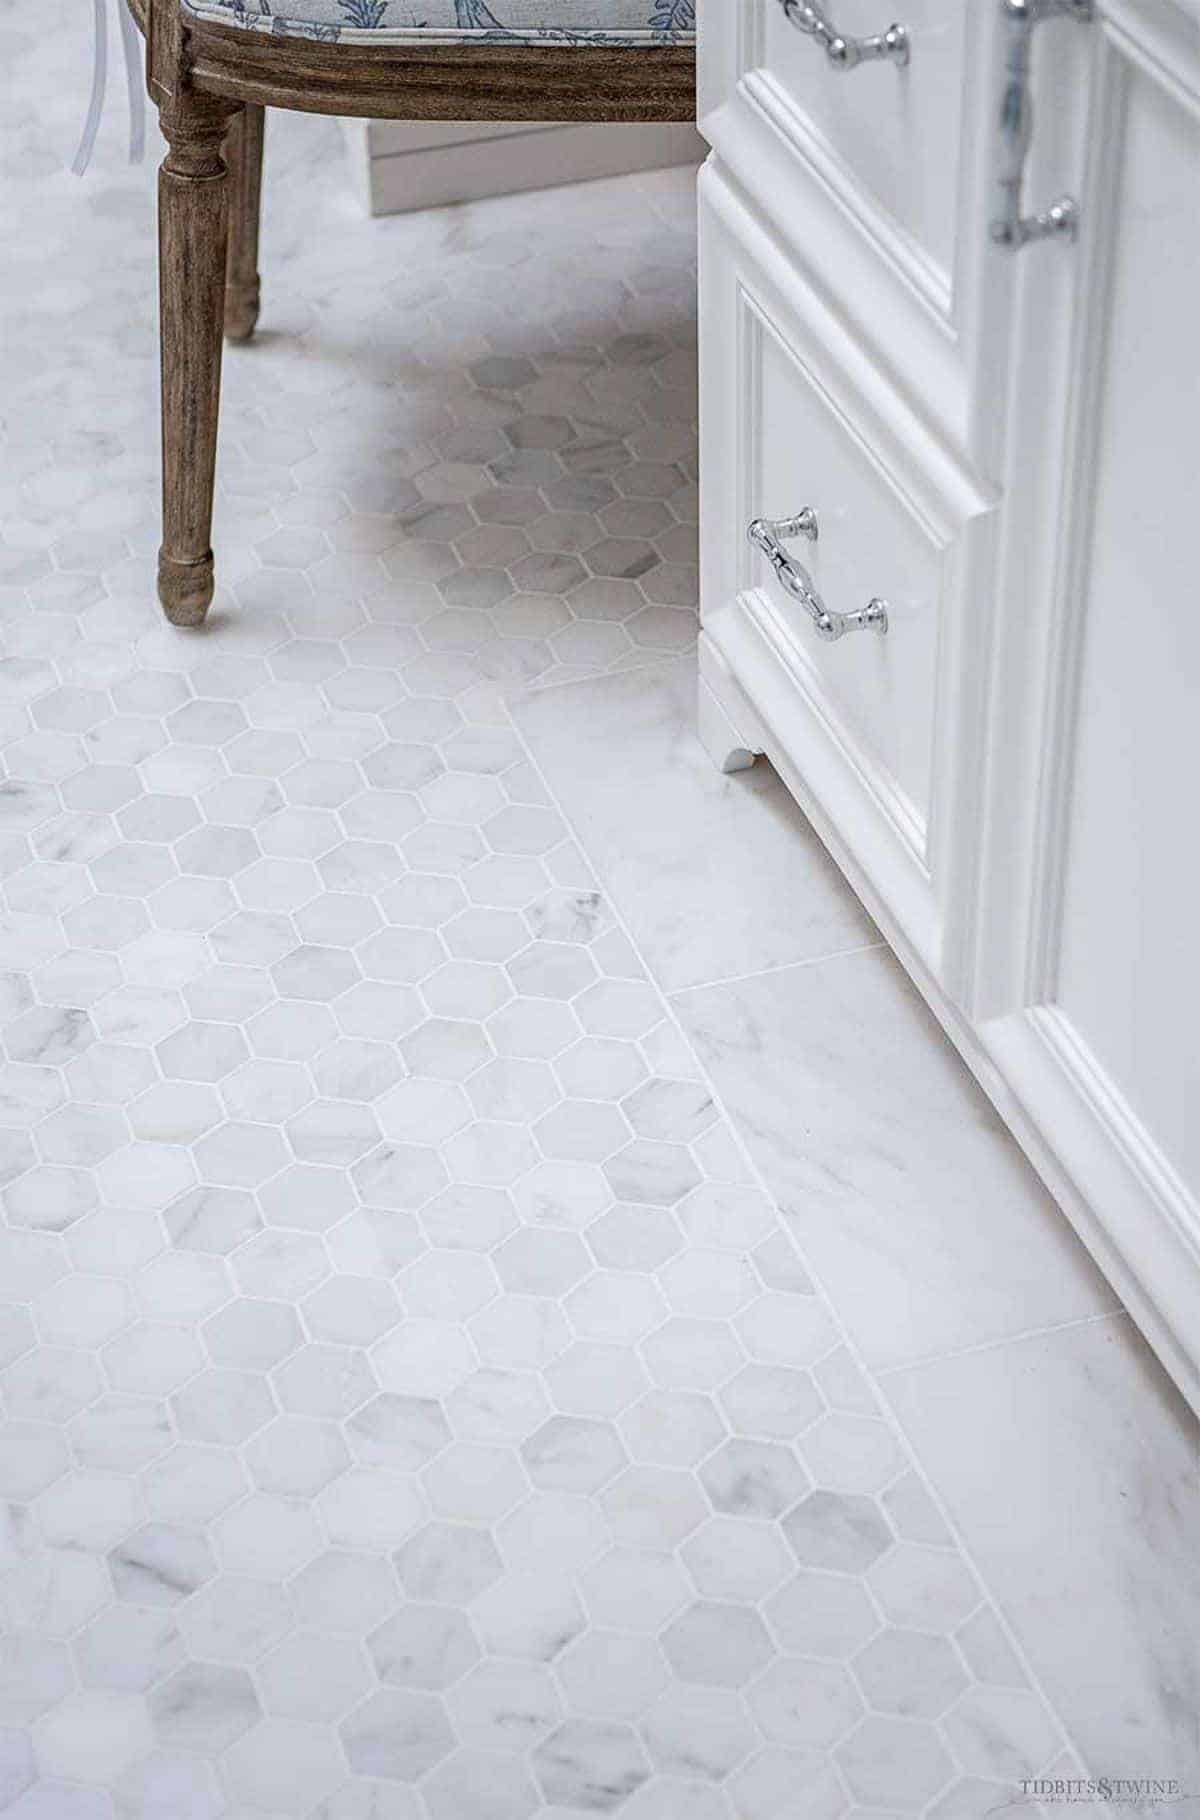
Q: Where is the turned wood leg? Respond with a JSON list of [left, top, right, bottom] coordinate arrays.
[[224, 104, 265, 343], [156, 91, 240, 628]]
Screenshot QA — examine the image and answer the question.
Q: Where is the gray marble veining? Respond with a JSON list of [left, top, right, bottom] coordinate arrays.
[[672, 947, 1118, 1370], [886, 1317, 1200, 1791], [513, 658, 877, 993]]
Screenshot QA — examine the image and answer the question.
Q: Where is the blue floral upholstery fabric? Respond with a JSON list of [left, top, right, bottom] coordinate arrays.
[[179, 0, 695, 47]]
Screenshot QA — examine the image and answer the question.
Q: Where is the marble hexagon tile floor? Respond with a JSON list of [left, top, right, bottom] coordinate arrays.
[[0, 19, 1083, 1820]]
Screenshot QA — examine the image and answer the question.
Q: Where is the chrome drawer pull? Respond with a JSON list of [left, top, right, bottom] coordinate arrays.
[[749, 511, 889, 641], [778, 0, 909, 70], [992, 0, 1093, 250]]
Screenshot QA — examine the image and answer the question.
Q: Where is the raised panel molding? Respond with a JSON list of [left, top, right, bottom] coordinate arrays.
[[1019, 6, 1200, 1016], [738, 69, 954, 319], [700, 159, 996, 980], [699, 0, 1010, 458], [738, 292, 946, 867]]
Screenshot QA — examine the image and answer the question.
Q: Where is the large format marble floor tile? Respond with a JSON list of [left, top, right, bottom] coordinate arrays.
[[885, 1316, 1200, 1789], [514, 658, 877, 993], [672, 948, 1119, 1373]]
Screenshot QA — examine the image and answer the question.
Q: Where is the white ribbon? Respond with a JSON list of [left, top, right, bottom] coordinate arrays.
[[74, 0, 147, 175]]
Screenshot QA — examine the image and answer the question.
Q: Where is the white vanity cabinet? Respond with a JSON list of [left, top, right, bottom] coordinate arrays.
[[696, 0, 1200, 1411]]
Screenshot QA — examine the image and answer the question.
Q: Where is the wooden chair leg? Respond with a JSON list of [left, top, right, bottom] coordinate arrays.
[[224, 104, 265, 343], [155, 91, 240, 628]]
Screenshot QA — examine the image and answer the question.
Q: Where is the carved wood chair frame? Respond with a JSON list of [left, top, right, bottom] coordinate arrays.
[[127, 0, 696, 626]]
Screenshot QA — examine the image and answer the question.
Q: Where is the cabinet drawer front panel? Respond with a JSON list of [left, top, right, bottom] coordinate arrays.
[[746, 299, 942, 845], [700, 170, 994, 965], [698, 2, 996, 456], [757, 0, 967, 290]]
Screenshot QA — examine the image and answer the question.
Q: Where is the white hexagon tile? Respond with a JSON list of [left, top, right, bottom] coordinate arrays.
[[0, 11, 1074, 1819]]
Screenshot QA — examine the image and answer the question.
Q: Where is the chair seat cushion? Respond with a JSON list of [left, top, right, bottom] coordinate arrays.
[[180, 0, 695, 48]]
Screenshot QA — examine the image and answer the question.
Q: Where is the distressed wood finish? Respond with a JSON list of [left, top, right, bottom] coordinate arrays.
[[188, 23, 697, 123], [156, 87, 240, 627], [130, 0, 696, 127], [224, 102, 265, 342], [131, 0, 696, 623]]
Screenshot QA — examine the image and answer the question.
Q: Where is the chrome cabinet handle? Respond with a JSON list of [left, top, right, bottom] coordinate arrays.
[[991, 0, 1093, 249], [778, 0, 909, 69], [749, 511, 889, 641]]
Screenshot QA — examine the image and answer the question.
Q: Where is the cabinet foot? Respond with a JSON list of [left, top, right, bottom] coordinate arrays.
[[697, 632, 765, 774]]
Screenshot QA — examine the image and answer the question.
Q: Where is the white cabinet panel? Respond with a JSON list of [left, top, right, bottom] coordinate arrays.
[[981, 0, 1200, 1408], [699, 167, 995, 972], [759, 0, 967, 287], [1054, 46, 1200, 1198], [751, 325, 942, 835], [698, 0, 1002, 451]]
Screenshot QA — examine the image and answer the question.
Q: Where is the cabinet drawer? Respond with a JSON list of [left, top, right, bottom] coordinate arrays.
[[699, 166, 994, 969], [703, 0, 971, 296], [698, 2, 996, 449], [761, 0, 967, 290]]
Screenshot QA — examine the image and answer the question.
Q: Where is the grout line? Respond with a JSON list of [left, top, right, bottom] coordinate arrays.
[[666, 937, 889, 998], [516, 651, 685, 699], [503, 686, 1109, 1804], [872, 1308, 1129, 1380]]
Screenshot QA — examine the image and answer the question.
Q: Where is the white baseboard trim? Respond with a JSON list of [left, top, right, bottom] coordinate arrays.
[[349, 120, 705, 216]]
